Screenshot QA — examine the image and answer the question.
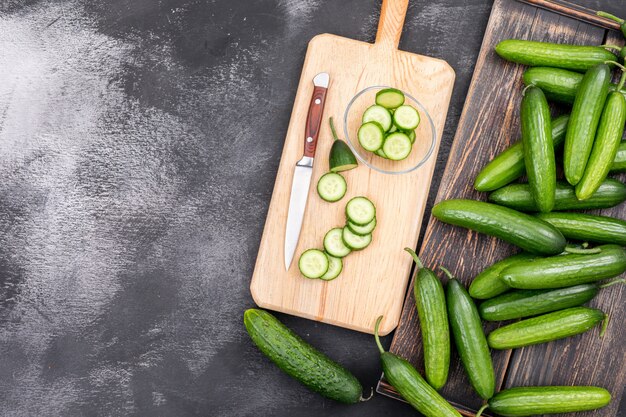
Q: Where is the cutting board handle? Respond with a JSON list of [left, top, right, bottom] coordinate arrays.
[[375, 0, 409, 50]]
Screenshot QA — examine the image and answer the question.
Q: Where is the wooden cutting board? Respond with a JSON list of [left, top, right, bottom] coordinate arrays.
[[378, 0, 626, 416], [250, 0, 455, 335]]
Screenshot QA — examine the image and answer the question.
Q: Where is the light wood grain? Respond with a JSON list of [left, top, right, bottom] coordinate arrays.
[[249, 0, 455, 335], [382, 0, 625, 416]]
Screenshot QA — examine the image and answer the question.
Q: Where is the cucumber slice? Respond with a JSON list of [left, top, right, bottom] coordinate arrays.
[[357, 122, 384, 152], [393, 105, 421, 131], [298, 249, 329, 279], [323, 228, 352, 258], [342, 228, 372, 250], [376, 88, 405, 109], [328, 117, 358, 172], [320, 254, 342, 281], [347, 218, 377, 235], [383, 132, 412, 161], [345, 196, 376, 225], [388, 124, 398, 133], [375, 148, 389, 159], [362, 105, 392, 132], [407, 129, 416, 144], [317, 172, 347, 202]]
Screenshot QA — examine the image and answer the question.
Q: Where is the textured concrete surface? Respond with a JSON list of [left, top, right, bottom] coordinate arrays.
[[0, 1, 622, 416]]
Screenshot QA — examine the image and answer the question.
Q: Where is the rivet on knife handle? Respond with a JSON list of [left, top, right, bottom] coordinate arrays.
[[303, 73, 330, 158]]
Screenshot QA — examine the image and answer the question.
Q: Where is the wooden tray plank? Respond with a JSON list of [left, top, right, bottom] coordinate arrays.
[[381, 0, 619, 414]]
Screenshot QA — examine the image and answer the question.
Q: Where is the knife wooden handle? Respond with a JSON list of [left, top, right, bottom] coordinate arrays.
[[303, 84, 328, 158]]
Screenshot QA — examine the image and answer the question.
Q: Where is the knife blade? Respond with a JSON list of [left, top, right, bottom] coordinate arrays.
[[284, 72, 330, 270]]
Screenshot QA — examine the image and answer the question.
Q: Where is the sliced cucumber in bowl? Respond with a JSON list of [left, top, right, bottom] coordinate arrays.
[[362, 105, 392, 132], [376, 88, 405, 109], [357, 122, 384, 152], [382, 132, 412, 161], [393, 105, 420, 130]]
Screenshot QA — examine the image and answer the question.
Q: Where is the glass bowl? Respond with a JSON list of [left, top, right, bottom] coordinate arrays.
[[343, 86, 437, 175]]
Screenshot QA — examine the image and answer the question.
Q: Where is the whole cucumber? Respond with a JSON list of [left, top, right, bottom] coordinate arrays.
[[479, 284, 599, 321], [537, 212, 626, 246], [522, 67, 626, 104], [374, 317, 461, 417], [487, 307, 606, 349], [474, 115, 569, 192], [489, 179, 626, 211], [244, 309, 363, 403], [406, 249, 450, 391], [610, 141, 626, 172], [521, 86, 555, 212], [564, 64, 612, 185], [495, 40, 616, 72], [501, 244, 626, 289], [469, 253, 537, 299], [479, 386, 611, 416], [432, 199, 565, 255], [576, 91, 626, 199], [446, 278, 495, 400]]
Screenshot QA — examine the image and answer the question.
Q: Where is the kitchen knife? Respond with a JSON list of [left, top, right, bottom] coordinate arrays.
[[284, 72, 330, 270]]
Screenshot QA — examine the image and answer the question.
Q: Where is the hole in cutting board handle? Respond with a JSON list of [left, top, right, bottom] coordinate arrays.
[[375, 0, 410, 50]]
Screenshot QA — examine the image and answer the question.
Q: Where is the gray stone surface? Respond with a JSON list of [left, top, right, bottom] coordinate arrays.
[[0, 0, 622, 416]]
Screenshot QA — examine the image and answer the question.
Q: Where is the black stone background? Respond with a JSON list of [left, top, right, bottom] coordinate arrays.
[[0, 1, 622, 416]]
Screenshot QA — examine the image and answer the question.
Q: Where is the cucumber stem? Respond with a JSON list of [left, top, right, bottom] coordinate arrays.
[[329, 117, 340, 141], [404, 247, 423, 268], [600, 314, 610, 338], [475, 403, 489, 417], [438, 266, 454, 280], [360, 387, 374, 402], [599, 44, 623, 52], [600, 278, 626, 289], [564, 246, 601, 254], [521, 84, 534, 96], [374, 316, 385, 354], [597, 11, 625, 25]]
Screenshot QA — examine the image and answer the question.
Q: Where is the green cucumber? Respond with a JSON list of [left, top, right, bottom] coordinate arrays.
[[522, 67, 626, 104], [487, 307, 606, 349], [474, 115, 569, 192], [469, 253, 537, 299], [345, 196, 376, 225], [407, 129, 416, 144], [393, 105, 420, 130], [243, 309, 363, 403], [342, 227, 372, 250], [375, 148, 389, 159], [477, 386, 611, 417], [489, 179, 626, 211], [321, 254, 343, 281], [520, 86, 555, 212], [298, 249, 329, 279], [610, 141, 626, 172], [323, 228, 351, 258], [406, 249, 450, 391], [374, 317, 462, 417], [376, 88, 405, 109], [358, 122, 385, 152], [576, 78, 626, 199], [563, 63, 612, 185], [479, 284, 599, 321], [536, 212, 626, 246], [495, 39, 616, 72], [362, 105, 392, 132], [347, 218, 376, 236], [317, 172, 347, 202], [328, 117, 358, 172], [446, 276, 495, 400], [501, 244, 626, 289], [382, 132, 412, 161], [432, 199, 566, 255]]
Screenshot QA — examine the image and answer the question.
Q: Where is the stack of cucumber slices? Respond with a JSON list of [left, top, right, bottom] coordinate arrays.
[[358, 88, 421, 161], [298, 196, 377, 280]]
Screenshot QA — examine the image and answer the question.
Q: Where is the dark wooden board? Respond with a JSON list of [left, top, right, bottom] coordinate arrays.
[[378, 0, 626, 416]]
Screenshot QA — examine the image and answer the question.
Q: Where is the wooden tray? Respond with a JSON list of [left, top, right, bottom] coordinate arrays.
[[378, 0, 626, 415], [250, 0, 455, 335]]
